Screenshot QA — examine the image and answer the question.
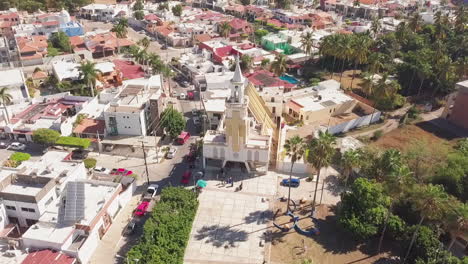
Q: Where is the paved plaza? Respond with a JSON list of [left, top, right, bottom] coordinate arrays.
[[184, 172, 278, 264]]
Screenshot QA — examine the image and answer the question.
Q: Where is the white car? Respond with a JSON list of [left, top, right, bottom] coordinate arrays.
[[193, 117, 201, 126], [166, 148, 177, 159], [143, 184, 159, 199], [9, 142, 26, 151], [94, 166, 111, 174], [179, 93, 186, 100]]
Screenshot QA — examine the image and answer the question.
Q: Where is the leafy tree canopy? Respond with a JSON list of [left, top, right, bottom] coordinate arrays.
[[32, 128, 61, 145], [160, 107, 186, 138]]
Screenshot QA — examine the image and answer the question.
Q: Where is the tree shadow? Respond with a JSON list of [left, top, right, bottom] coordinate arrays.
[[324, 174, 344, 196], [194, 224, 248, 248], [243, 210, 273, 225]]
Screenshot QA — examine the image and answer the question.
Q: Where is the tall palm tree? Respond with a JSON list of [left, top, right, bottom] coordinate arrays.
[[111, 18, 129, 54], [219, 21, 232, 39], [446, 202, 468, 250], [350, 34, 372, 89], [402, 184, 451, 264], [408, 12, 422, 32], [341, 149, 361, 188], [376, 149, 403, 181], [0, 87, 12, 124], [300, 31, 314, 56], [283, 135, 306, 212], [361, 72, 374, 97], [271, 54, 288, 77], [337, 35, 353, 82], [138, 37, 151, 50], [77, 61, 102, 97], [378, 165, 413, 253], [307, 131, 336, 212], [371, 18, 381, 38]]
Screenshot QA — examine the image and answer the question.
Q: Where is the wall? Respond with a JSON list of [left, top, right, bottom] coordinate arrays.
[[76, 224, 100, 263], [0, 204, 9, 230], [327, 110, 381, 135], [104, 110, 145, 136], [448, 86, 468, 131], [203, 144, 270, 164], [4, 200, 41, 227]]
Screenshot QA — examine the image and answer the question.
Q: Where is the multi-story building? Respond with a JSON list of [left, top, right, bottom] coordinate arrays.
[[79, 4, 129, 22], [0, 68, 29, 104], [103, 76, 165, 136]]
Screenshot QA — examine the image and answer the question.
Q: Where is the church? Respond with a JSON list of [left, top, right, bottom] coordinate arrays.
[[202, 57, 273, 173]]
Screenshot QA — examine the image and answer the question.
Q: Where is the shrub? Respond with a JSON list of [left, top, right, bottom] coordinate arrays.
[[56, 136, 91, 149], [10, 152, 31, 162], [386, 214, 407, 241], [127, 187, 199, 263], [372, 130, 383, 141], [407, 106, 421, 119], [32, 128, 60, 145], [83, 158, 96, 169]]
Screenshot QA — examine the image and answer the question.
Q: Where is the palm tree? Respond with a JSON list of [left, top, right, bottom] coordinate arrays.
[[341, 149, 361, 188], [138, 37, 151, 50], [77, 61, 102, 97], [378, 165, 413, 253], [371, 18, 381, 38], [283, 135, 306, 212], [300, 31, 314, 56], [350, 34, 372, 89], [337, 35, 353, 82], [111, 18, 129, 53], [446, 202, 468, 250], [271, 54, 288, 77], [219, 21, 232, 39], [402, 184, 451, 264], [307, 131, 336, 212], [0, 87, 12, 124], [408, 13, 422, 32], [361, 72, 374, 97], [376, 149, 403, 181]]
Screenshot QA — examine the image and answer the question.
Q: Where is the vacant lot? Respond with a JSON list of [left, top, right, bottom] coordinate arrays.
[[329, 70, 363, 91], [270, 203, 397, 264], [370, 122, 458, 151]]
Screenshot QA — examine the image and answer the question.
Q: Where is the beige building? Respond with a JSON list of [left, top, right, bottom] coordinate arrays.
[[202, 58, 272, 173]]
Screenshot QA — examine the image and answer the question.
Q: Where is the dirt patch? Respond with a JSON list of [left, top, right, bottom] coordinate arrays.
[[370, 122, 458, 151], [327, 70, 363, 90], [269, 202, 396, 264]]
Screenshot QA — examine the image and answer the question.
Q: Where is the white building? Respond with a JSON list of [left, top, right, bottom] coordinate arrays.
[[103, 76, 165, 136], [79, 4, 129, 22], [0, 68, 29, 104], [203, 58, 272, 172]]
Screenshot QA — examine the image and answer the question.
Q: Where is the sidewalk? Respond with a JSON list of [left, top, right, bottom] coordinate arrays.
[[89, 190, 142, 264]]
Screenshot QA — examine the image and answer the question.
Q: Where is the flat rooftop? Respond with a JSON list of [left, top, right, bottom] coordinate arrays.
[[203, 99, 225, 113], [0, 68, 25, 86]]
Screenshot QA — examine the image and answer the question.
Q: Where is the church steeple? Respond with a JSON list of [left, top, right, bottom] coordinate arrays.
[[230, 55, 246, 103]]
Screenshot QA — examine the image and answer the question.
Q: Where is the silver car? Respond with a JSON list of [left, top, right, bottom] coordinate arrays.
[[166, 148, 177, 159]]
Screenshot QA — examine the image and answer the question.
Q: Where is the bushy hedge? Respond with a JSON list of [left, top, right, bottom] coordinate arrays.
[[83, 158, 96, 169], [127, 187, 199, 263], [10, 152, 31, 162], [55, 136, 91, 149]]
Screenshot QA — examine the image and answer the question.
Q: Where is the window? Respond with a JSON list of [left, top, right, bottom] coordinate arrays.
[[21, 207, 35, 213], [272, 107, 276, 114], [5, 205, 15, 211], [271, 97, 275, 102]]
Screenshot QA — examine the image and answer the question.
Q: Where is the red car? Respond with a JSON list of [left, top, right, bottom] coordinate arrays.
[[111, 168, 133, 176], [134, 201, 149, 216], [181, 171, 191, 185]]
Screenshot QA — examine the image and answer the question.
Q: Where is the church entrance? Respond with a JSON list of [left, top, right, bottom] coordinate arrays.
[[223, 161, 248, 174]]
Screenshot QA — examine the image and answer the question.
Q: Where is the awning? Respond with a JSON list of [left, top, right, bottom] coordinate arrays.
[[196, 179, 207, 188]]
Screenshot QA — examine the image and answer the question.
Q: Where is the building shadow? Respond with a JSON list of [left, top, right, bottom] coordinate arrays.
[[194, 224, 248, 248]]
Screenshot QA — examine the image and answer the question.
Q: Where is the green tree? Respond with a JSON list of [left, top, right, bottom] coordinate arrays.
[[0, 87, 12, 124], [371, 18, 381, 38], [134, 10, 144, 20], [83, 158, 97, 169], [403, 184, 451, 264], [219, 21, 232, 39], [133, 0, 144, 10], [240, 55, 253, 72], [111, 18, 129, 53], [300, 31, 314, 56], [160, 107, 185, 138], [158, 2, 169, 10], [271, 53, 288, 77], [350, 34, 372, 89], [138, 37, 151, 50], [276, 0, 292, 9], [341, 149, 361, 188], [32, 128, 60, 146], [77, 61, 102, 97], [254, 29, 269, 43], [454, 5, 467, 33], [283, 135, 306, 212], [261, 58, 270, 69], [49, 31, 72, 53], [172, 4, 183, 17], [446, 202, 468, 250], [339, 178, 390, 240], [307, 131, 336, 210]]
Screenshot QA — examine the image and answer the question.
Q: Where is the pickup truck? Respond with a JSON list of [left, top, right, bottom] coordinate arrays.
[[142, 184, 159, 200]]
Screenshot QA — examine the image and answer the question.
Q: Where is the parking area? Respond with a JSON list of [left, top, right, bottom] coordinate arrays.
[[0, 140, 45, 164]]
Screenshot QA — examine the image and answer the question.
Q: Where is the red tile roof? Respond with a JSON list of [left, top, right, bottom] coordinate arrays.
[[86, 32, 134, 54], [195, 34, 212, 43], [73, 118, 106, 134], [213, 46, 233, 63], [113, 59, 145, 80], [69, 36, 84, 47], [246, 70, 295, 89], [229, 18, 250, 30], [32, 71, 48, 79], [21, 249, 76, 264]]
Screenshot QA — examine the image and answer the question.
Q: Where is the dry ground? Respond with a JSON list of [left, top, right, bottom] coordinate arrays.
[[269, 203, 397, 264], [328, 70, 363, 91], [370, 122, 459, 151]]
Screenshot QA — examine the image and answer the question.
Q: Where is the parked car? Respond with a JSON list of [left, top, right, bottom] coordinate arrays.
[[111, 168, 133, 176], [143, 184, 159, 200], [181, 171, 191, 185], [281, 178, 300, 187], [71, 149, 88, 159], [176, 132, 190, 145], [193, 117, 201, 126], [124, 220, 137, 236], [93, 166, 110, 174], [166, 148, 177, 159], [9, 142, 26, 151], [134, 201, 149, 217], [179, 93, 186, 100], [0, 142, 7, 149], [187, 91, 194, 100]]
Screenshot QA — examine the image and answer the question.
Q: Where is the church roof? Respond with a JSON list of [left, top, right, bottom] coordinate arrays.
[[231, 56, 244, 83]]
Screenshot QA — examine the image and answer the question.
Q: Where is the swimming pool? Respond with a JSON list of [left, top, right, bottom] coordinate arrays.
[[280, 75, 299, 84]]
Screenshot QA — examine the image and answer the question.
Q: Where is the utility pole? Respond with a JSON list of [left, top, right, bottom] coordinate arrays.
[[141, 141, 150, 186]]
